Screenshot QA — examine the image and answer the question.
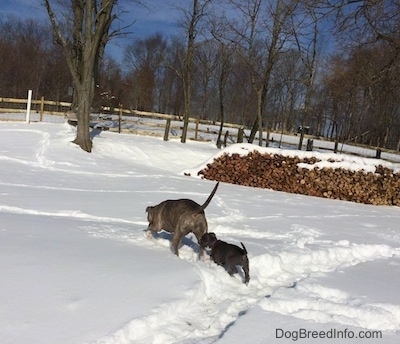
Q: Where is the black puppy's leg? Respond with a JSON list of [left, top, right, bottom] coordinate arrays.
[[242, 256, 250, 285], [227, 265, 238, 276]]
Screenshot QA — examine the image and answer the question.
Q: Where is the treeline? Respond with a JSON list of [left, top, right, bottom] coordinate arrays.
[[1, 0, 399, 149]]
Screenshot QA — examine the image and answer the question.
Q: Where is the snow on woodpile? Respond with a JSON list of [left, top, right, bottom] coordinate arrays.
[[186, 143, 400, 206]]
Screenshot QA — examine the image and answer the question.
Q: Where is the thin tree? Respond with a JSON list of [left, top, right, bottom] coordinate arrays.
[[292, 1, 320, 149], [225, 0, 298, 146], [179, 0, 211, 143], [256, 0, 298, 146], [44, 0, 117, 152], [209, 26, 233, 148], [211, 41, 232, 148], [124, 34, 168, 112], [323, 0, 400, 148]]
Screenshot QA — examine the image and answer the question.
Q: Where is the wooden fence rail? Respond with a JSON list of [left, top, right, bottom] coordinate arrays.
[[2, 95, 399, 162], [0, 95, 244, 143], [0, 96, 71, 121]]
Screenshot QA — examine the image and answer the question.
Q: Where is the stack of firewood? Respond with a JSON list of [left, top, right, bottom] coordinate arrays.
[[198, 151, 400, 206]]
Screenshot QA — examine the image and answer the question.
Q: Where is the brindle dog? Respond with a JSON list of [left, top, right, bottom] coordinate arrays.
[[145, 182, 219, 257]]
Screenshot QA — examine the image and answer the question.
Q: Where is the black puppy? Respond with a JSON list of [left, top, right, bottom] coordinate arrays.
[[200, 232, 250, 285]]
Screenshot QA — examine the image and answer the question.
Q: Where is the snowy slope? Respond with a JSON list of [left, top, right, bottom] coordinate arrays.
[[1, 122, 400, 344]]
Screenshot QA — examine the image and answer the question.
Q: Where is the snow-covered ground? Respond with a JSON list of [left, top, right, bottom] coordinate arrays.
[[3, 110, 400, 162], [1, 121, 400, 344]]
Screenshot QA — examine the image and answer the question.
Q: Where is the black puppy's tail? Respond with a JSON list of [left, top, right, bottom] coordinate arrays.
[[240, 242, 248, 255], [200, 182, 219, 210], [241, 242, 250, 285]]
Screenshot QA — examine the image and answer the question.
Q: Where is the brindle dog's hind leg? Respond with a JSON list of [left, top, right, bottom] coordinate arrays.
[[171, 231, 184, 256]]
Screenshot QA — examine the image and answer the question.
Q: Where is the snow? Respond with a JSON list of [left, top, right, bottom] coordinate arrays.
[[1, 121, 400, 344]]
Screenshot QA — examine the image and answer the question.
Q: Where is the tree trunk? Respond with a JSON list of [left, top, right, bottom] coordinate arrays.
[[257, 92, 263, 146], [248, 117, 258, 143], [181, 85, 190, 143], [71, 49, 96, 152], [217, 51, 226, 149], [44, 0, 115, 153], [181, 0, 198, 144], [73, 83, 93, 152], [248, 91, 263, 144]]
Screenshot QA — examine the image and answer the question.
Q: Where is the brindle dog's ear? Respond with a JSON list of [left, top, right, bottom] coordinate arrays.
[[145, 206, 153, 213]]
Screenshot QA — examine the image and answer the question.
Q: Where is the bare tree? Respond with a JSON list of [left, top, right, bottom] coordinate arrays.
[[217, 43, 234, 148], [93, 56, 124, 112], [268, 49, 303, 135], [195, 41, 219, 120], [223, 0, 298, 146], [291, 1, 321, 149], [228, 0, 262, 143], [324, 0, 400, 75], [178, 0, 211, 143], [124, 34, 168, 111], [321, 0, 400, 148], [0, 18, 55, 99], [44, 0, 118, 152]]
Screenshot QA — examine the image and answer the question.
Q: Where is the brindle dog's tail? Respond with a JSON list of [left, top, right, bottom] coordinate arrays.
[[200, 182, 219, 210], [240, 242, 248, 255]]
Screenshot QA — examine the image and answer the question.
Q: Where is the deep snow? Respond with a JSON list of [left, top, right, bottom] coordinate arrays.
[[1, 122, 400, 344]]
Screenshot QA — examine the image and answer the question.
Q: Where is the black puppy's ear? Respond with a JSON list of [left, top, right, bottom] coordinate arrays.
[[209, 232, 217, 239]]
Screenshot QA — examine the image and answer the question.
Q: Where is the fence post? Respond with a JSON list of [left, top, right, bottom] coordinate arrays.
[[237, 127, 244, 143], [194, 118, 200, 140], [306, 138, 313, 151], [40, 96, 44, 121], [223, 130, 229, 147], [26, 89, 32, 123], [118, 105, 122, 133], [298, 130, 304, 150], [265, 129, 270, 147], [334, 140, 339, 153], [164, 118, 171, 141]]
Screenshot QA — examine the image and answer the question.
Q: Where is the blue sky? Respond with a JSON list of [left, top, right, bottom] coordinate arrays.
[[0, 0, 182, 36], [0, 0, 183, 61], [0, 0, 337, 62], [0, 0, 47, 20]]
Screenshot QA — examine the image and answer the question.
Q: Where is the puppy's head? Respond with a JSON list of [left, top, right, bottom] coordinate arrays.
[[199, 232, 217, 248]]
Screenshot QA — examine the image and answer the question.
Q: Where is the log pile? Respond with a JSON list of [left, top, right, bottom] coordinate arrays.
[[198, 151, 400, 206]]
